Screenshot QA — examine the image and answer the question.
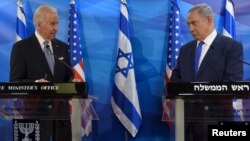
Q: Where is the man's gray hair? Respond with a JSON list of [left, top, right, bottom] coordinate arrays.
[[188, 3, 213, 17], [33, 5, 57, 26]]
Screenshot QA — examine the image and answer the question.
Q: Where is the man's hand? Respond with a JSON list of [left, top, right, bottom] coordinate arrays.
[[36, 78, 49, 82], [71, 78, 82, 82]]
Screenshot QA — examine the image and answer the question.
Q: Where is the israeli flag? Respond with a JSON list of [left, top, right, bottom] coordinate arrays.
[[223, 0, 236, 38], [111, 0, 142, 137], [223, 0, 243, 121], [16, 0, 27, 41]]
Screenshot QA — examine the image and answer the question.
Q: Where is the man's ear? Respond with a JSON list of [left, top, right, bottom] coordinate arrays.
[[207, 15, 213, 25], [37, 22, 42, 29]]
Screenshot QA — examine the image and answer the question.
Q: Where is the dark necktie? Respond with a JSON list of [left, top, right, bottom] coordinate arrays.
[[194, 41, 204, 75], [44, 41, 54, 75]]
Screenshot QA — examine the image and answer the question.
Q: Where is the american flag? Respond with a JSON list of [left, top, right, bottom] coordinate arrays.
[[222, 0, 244, 121], [162, 0, 182, 126], [68, 0, 85, 81], [111, 0, 142, 137], [68, 0, 96, 137]]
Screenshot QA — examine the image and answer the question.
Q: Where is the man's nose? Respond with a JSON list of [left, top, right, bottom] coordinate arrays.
[[53, 25, 58, 31], [189, 25, 194, 32]]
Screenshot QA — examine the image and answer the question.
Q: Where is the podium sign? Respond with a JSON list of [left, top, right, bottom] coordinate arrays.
[[0, 82, 87, 98], [0, 82, 87, 141], [166, 82, 250, 98], [163, 82, 250, 141]]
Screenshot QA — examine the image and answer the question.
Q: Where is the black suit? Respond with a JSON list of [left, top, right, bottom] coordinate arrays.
[[171, 34, 243, 141], [171, 34, 243, 82], [10, 34, 72, 141], [10, 34, 72, 82]]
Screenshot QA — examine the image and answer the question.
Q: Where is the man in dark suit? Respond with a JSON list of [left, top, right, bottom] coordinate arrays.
[[10, 5, 73, 141], [170, 3, 243, 141]]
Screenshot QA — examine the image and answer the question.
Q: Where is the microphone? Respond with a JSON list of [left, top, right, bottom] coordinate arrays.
[[45, 43, 78, 81], [45, 44, 73, 71]]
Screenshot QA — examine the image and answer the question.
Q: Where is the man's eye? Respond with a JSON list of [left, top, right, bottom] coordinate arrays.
[[193, 21, 199, 25], [49, 23, 57, 26]]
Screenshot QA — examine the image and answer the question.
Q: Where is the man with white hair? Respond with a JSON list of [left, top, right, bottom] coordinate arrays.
[[10, 5, 72, 141]]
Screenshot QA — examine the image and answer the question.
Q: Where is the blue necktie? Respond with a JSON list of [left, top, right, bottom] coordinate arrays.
[[194, 41, 204, 75], [44, 41, 54, 75]]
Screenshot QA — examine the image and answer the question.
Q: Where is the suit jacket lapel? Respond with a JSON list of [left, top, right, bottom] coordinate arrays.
[[196, 35, 220, 77], [31, 35, 54, 76], [52, 41, 61, 76], [190, 41, 197, 80]]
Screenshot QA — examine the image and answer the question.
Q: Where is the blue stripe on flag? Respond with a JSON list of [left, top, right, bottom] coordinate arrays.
[[119, 13, 130, 39], [20, 6, 25, 15], [113, 85, 142, 129], [16, 19, 27, 39], [224, 10, 236, 37]]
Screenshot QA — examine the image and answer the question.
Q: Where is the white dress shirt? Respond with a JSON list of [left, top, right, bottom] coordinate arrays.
[[197, 30, 217, 69]]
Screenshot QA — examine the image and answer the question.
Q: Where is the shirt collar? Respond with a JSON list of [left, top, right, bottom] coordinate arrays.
[[202, 29, 217, 47], [35, 31, 52, 50]]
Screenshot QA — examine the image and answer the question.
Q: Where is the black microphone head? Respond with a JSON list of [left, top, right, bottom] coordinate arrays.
[[45, 44, 52, 53], [46, 43, 73, 71]]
